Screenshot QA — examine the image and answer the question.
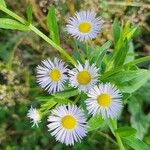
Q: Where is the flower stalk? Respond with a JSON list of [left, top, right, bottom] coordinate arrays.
[[110, 119, 126, 150]]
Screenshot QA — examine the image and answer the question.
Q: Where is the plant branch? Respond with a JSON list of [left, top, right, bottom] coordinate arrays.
[[0, 4, 76, 65]]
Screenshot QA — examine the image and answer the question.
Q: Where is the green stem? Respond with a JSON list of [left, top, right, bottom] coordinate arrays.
[[85, 41, 89, 59], [110, 119, 126, 150], [115, 132, 126, 150], [97, 131, 117, 145], [0, 4, 76, 65], [29, 25, 75, 65], [0, 4, 26, 24], [74, 94, 81, 104]]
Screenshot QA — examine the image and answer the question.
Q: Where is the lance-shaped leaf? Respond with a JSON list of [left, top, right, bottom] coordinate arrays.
[[47, 6, 60, 45], [123, 136, 150, 150], [0, 0, 6, 7], [115, 126, 137, 137], [0, 18, 29, 30], [26, 4, 33, 24]]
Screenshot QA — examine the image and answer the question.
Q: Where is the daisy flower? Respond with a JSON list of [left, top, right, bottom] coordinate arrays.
[[86, 83, 123, 119], [36, 57, 68, 94], [69, 61, 99, 92], [47, 104, 87, 146], [27, 106, 41, 127], [66, 10, 103, 41]]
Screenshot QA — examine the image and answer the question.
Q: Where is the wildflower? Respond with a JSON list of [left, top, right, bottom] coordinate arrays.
[[47, 104, 87, 146], [27, 106, 41, 127], [66, 10, 103, 41], [36, 58, 68, 93], [69, 61, 99, 92], [86, 83, 123, 119]]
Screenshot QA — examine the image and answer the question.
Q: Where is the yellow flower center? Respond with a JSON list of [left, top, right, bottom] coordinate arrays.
[[78, 22, 92, 33], [49, 69, 61, 81], [77, 71, 91, 85], [97, 93, 112, 107], [61, 115, 77, 129]]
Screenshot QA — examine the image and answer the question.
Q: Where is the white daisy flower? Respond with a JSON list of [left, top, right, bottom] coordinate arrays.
[[66, 10, 103, 41], [86, 83, 123, 119], [47, 104, 87, 146], [27, 106, 41, 127], [69, 61, 99, 92], [36, 57, 68, 94]]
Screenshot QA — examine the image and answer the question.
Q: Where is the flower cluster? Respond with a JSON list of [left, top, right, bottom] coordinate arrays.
[[27, 10, 123, 146]]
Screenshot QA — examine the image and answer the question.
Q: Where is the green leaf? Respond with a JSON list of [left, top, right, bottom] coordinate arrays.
[[54, 98, 72, 104], [37, 95, 71, 105], [126, 26, 138, 40], [36, 95, 53, 101], [26, 4, 32, 24], [0, 0, 6, 7], [105, 69, 150, 93], [114, 39, 129, 67], [124, 41, 135, 63], [115, 127, 137, 137], [47, 6, 60, 45], [95, 40, 112, 66], [144, 135, 150, 145], [0, 18, 29, 30], [52, 88, 78, 99], [73, 40, 83, 63], [102, 56, 150, 81], [111, 21, 136, 68], [123, 136, 150, 150], [129, 92, 150, 139], [125, 56, 150, 67], [87, 115, 105, 132], [113, 19, 121, 44], [40, 99, 57, 111]]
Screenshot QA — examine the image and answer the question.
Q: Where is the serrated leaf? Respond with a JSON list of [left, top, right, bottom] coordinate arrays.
[[26, 4, 32, 24], [115, 127, 137, 137], [47, 6, 60, 45], [0, 0, 6, 7], [0, 18, 29, 30], [123, 136, 150, 150], [52, 88, 78, 99], [87, 115, 105, 132]]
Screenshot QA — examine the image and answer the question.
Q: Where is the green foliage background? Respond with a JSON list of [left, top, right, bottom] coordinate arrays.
[[0, 0, 150, 150]]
